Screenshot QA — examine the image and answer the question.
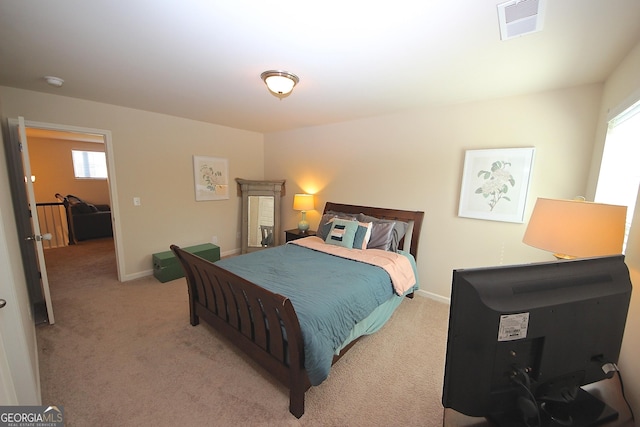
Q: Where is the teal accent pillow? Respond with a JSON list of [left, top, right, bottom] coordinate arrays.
[[325, 219, 358, 248], [352, 221, 372, 250], [318, 217, 335, 241]]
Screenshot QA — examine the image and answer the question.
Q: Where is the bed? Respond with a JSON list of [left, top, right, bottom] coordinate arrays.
[[170, 202, 425, 417]]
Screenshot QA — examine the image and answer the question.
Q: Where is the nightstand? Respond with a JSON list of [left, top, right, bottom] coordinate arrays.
[[285, 228, 316, 242]]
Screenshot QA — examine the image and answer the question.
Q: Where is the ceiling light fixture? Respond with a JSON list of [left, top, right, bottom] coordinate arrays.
[[260, 70, 299, 99], [44, 76, 64, 87]]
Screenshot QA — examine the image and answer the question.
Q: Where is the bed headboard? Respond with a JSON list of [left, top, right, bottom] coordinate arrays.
[[323, 202, 425, 261]]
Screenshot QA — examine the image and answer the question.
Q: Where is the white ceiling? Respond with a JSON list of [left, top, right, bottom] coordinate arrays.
[[1, 1, 640, 133]]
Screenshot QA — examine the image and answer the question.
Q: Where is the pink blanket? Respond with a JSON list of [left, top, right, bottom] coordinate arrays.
[[290, 236, 416, 295]]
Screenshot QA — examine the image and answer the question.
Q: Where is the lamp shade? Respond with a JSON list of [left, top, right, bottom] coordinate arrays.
[[523, 198, 627, 258], [293, 194, 314, 211]]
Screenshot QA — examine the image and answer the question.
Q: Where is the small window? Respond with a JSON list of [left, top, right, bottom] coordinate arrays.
[[72, 150, 108, 179]]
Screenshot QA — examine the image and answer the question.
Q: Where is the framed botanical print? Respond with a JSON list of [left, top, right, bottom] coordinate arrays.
[[458, 147, 535, 223], [193, 156, 229, 201]]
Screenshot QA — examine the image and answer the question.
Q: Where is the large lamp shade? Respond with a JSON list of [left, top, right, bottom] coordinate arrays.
[[523, 198, 627, 259]]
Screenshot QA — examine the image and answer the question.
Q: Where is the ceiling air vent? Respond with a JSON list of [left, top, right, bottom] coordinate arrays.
[[497, 0, 546, 40]]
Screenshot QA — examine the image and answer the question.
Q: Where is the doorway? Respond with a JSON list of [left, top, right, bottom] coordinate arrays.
[[6, 118, 123, 325], [27, 127, 118, 286]]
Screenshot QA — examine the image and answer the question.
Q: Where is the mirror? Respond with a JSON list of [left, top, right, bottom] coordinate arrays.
[[248, 195, 274, 248], [236, 178, 285, 254]]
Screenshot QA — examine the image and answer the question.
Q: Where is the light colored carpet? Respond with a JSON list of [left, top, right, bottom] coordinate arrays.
[[38, 238, 450, 426]]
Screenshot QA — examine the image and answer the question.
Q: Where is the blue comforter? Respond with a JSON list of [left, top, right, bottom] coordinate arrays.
[[215, 242, 416, 385]]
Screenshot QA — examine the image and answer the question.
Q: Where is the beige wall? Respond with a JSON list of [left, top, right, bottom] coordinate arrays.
[[29, 137, 110, 204], [265, 84, 603, 300], [0, 86, 264, 279], [588, 40, 640, 416]]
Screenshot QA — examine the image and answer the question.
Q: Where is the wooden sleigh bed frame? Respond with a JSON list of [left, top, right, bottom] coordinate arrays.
[[170, 202, 424, 418]]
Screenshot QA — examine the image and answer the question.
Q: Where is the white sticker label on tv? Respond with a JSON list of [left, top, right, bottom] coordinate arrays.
[[498, 312, 529, 341]]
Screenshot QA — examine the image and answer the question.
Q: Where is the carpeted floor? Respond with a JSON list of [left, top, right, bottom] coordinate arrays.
[[37, 238, 451, 426]]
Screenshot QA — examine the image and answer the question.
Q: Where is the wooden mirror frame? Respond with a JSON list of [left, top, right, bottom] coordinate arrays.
[[236, 178, 286, 254]]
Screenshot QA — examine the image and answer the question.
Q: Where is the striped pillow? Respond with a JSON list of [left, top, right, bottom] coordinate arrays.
[[324, 218, 358, 248]]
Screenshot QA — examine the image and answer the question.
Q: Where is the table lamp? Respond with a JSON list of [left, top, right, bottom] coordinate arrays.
[[523, 198, 627, 259], [293, 194, 314, 232]]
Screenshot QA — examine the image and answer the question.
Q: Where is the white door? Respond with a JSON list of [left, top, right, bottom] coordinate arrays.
[[18, 117, 55, 324]]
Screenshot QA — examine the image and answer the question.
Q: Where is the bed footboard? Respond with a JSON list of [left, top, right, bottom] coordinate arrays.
[[170, 245, 310, 418]]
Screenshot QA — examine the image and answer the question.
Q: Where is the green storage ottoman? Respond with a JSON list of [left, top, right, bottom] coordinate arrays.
[[153, 243, 220, 283]]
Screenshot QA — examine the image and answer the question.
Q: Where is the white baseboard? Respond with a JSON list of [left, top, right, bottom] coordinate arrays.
[[221, 248, 240, 258], [123, 269, 153, 281], [415, 289, 450, 305]]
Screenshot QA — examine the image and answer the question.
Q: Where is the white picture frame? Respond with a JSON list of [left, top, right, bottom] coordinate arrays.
[[458, 147, 535, 223], [193, 156, 229, 201]]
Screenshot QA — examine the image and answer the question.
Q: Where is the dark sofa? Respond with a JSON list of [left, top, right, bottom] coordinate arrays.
[[58, 194, 113, 242]]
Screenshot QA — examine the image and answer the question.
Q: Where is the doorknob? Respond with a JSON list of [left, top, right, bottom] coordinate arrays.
[[26, 233, 52, 242], [0, 299, 6, 309]]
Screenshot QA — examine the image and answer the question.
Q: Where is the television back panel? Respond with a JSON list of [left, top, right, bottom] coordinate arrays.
[[442, 255, 632, 417]]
